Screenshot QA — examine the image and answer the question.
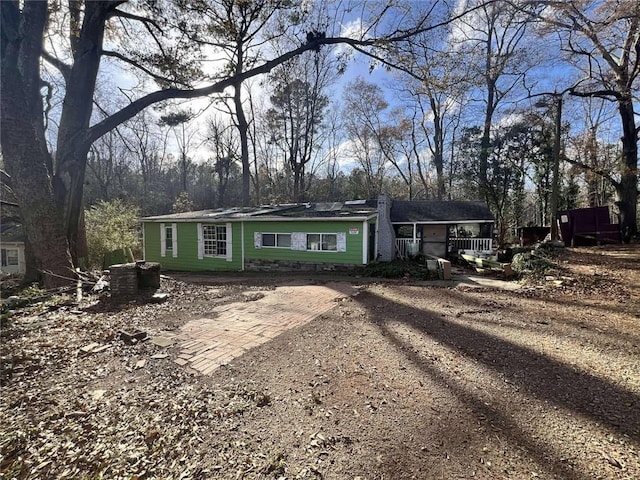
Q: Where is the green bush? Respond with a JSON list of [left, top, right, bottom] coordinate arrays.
[[85, 200, 141, 269], [511, 252, 556, 275], [360, 260, 435, 280]]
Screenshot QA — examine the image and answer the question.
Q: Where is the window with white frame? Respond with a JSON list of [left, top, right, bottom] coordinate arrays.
[[261, 233, 291, 248], [165, 225, 173, 251], [203, 224, 227, 256], [160, 222, 177, 257], [306, 233, 337, 251], [1, 248, 19, 266]]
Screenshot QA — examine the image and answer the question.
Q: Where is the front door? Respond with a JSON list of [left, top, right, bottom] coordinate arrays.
[[421, 225, 447, 258]]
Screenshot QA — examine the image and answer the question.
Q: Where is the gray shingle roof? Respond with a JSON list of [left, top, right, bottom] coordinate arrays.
[[142, 202, 376, 222], [0, 222, 25, 243], [142, 199, 492, 223], [390, 201, 494, 223]]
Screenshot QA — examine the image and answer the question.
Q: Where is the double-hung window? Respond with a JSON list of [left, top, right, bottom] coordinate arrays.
[[306, 233, 337, 251], [203, 224, 227, 256], [1, 248, 19, 267], [160, 223, 177, 257], [165, 225, 173, 252]]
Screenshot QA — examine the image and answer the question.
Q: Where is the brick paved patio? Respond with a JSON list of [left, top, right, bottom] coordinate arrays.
[[164, 282, 357, 375]]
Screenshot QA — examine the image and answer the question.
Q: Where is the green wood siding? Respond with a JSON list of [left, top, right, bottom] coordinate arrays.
[[244, 220, 366, 265], [144, 219, 370, 271], [144, 222, 242, 271]]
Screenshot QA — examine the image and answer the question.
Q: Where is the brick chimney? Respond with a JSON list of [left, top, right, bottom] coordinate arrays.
[[377, 195, 395, 261]]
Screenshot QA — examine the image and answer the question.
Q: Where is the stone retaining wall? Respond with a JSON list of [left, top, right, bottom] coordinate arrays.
[[245, 259, 359, 272]]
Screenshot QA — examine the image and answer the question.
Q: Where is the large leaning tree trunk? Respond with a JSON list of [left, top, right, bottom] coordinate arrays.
[[1, 2, 74, 288], [54, 0, 105, 265]]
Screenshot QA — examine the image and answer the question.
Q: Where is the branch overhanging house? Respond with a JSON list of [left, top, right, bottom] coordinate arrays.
[[141, 195, 495, 272]]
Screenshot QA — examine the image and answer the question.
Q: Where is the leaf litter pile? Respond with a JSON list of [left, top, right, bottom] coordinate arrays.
[[1, 245, 639, 479]]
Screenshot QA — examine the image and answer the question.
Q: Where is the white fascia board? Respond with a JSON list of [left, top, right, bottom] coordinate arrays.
[[144, 214, 378, 223], [248, 215, 378, 222]]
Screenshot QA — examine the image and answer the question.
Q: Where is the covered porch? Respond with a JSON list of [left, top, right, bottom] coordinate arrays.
[[394, 222, 493, 260], [384, 199, 496, 261]]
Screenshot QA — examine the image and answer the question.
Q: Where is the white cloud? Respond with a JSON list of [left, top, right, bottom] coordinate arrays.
[[334, 17, 369, 57]]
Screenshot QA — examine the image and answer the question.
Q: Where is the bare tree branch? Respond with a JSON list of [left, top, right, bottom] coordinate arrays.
[[109, 7, 163, 33], [101, 50, 190, 87], [40, 79, 54, 132], [82, 1, 500, 148], [565, 157, 620, 189], [570, 87, 622, 101], [41, 50, 71, 81]]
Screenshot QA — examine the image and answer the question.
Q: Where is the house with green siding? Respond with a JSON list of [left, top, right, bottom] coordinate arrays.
[[142, 201, 379, 272], [142, 196, 494, 272]]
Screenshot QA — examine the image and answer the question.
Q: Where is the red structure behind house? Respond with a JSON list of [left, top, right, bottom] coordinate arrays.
[[558, 206, 621, 246]]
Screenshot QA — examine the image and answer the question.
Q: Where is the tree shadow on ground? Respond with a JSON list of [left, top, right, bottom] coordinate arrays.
[[442, 288, 640, 351], [354, 289, 640, 479]]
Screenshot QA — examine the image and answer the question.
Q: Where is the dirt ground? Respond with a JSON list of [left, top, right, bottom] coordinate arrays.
[[1, 244, 639, 480]]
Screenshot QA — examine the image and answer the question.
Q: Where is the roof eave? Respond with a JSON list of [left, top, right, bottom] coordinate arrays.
[[143, 213, 378, 223], [391, 219, 494, 224]]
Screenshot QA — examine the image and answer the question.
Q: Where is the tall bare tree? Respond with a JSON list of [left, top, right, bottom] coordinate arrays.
[[159, 109, 197, 194], [265, 51, 332, 202], [342, 78, 392, 198], [452, 0, 536, 202], [530, 0, 640, 241]]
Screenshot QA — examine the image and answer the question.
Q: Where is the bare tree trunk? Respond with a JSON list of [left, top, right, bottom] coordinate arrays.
[[617, 98, 638, 242], [53, 144, 91, 266], [428, 98, 446, 200], [1, 1, 74, 287], [234, 84, 251, 206], [52, 1, 106, 265], [479, 83, 495, 202]]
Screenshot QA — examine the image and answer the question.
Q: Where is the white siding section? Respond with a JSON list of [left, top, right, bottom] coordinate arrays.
[[197, 223, 203, 259], [171, 223, 178, 257], [226, 223, 232, 262], [337, 232, 347, 252], [291, 232, 306, 250], [160, 223, 166, 257]]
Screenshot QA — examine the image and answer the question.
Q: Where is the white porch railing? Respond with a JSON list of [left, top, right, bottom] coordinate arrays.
[[450, 237, 493, 252], [395, 239, 420, 259], [395, 237, 494, 259]]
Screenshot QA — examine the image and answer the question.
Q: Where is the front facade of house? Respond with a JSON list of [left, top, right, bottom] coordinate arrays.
[[142, 203, 378, 272], [141, 197, 495, 272]]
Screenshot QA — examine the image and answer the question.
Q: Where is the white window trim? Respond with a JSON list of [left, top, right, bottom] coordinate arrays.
[[171, 223, 178, 258], [258, 232, 292, 249], [199, 223, 231, 259], [305, 232, 346, 252], [2, 248, 19, 266], [160, 223, 166, 257], [197, 222, 204, 259], [225, 222, 232, 262], [160, 223, 177, 257]]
